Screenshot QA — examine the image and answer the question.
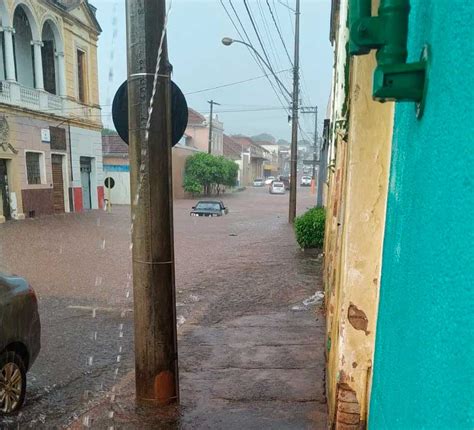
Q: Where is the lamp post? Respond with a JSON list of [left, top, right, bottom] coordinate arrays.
[[222, 26, 301, 224]]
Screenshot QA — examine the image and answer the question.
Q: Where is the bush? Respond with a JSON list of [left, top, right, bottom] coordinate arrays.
[[294, 207, 326, 249]]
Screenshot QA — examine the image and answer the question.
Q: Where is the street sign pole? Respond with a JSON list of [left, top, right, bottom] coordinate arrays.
[[107, 184, 111, 213], [126, 0, 179, 406]]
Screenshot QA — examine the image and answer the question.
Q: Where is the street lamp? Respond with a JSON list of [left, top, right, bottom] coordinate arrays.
[[221, 37, 292, 99]]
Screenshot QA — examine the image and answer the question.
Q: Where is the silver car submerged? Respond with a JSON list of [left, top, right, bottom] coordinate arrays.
[[0, 274, 41, 414], [269, 181, 286, 194]]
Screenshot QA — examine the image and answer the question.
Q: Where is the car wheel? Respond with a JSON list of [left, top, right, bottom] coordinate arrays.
[[0, 351, 27, 414]]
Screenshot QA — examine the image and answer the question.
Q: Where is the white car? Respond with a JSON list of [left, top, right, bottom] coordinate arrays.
[[253, 178, 264, 187], [269, 181, 285, 194], [264, 176, 275, 185], [300, 176, 312, 186]]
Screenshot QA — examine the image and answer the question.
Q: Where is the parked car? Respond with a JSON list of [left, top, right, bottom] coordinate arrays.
[[190, 200, 228, 217], [0, 273, 41, 414], [253, 178, 265, 187], [264, 176, 275, 185], [300, 175, 312, 186], [278, 176, 290, 190], [269, 181, 286, 194]]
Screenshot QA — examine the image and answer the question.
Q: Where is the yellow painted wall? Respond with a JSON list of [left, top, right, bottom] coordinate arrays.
[[323, 0, 394, 427], [2, 0, 101, 116]]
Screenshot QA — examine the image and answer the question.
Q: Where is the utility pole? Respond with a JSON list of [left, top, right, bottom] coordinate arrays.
[[126, 0, 179, 407], [289, 0, 300, 223], [207, 100, 220, 154], [300, 106, 318, 188], [317, 119, 329, 208]]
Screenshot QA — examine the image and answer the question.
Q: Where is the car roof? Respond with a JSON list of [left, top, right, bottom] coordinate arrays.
[[196, 200, 223, 204], [272, 181, 284, 185]]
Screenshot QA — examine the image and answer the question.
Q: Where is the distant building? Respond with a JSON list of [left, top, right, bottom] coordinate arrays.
[[102, 135, 129, 204], [223, 134, 248, 186], [182, 108, 223, 155], [255, 141, 280, 176], [231, 135, 270, 184], [102, 130, 201, 202], [0, 0, 103, 222]]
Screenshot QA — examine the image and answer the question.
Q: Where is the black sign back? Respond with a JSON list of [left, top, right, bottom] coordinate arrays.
[[112, 80, 188, 146]]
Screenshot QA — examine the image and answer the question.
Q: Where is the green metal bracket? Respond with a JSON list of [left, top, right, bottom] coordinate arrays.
[[348, 0, 428, 117], [348, 0, 371, 55], [374, 45, 429, 117]]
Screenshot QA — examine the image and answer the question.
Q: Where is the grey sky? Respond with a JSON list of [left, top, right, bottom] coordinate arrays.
[[97, 0, 332, 142]]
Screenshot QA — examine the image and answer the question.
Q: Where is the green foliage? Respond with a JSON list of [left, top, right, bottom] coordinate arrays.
[[251, 133, 275, 143], [101, 128, 117, 136], [183, 153, 238, 195], [183, 176, 202, 194], [294, 207, 326, 249]]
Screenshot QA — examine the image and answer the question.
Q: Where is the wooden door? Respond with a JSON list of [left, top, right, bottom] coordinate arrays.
[[0, 159, 10, 220], [51, 154, 65, 214]]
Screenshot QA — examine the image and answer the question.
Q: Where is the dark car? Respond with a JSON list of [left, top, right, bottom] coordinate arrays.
[[190, 200, 228, 217], [278, 176, 290, 190], [0, 274, 41, 414]]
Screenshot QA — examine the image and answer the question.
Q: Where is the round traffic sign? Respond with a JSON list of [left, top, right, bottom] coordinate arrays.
[[104, 177, 115, 189], [112, 80, 188, 146]]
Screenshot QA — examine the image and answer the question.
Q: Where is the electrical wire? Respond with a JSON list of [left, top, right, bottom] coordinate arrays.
[[223, 0, 290, 113], [242, 0, 290, 101], [256, 0, 287, 79], [266, 0, 293, 66], [184, 68, 291, 95]]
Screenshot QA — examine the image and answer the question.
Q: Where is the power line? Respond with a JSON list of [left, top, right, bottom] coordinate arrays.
[[223, 0, 291, 113], [243, 0, 274, 73], [205, 106, 287, 114], [223, 0, 289, 111], [256, 0, 286, 79], [184, 68, 291, 95], [266, 0, 293, 66], [243, 0, 290, 100]]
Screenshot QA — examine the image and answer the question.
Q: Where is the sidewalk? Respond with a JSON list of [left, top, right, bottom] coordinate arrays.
[[69, 257, 326, 429]]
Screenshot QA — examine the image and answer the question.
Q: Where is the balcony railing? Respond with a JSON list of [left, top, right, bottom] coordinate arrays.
[[0, 80, 101, 123]]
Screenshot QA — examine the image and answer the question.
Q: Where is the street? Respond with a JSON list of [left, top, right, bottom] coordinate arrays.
[[0, 186, 326, 429]]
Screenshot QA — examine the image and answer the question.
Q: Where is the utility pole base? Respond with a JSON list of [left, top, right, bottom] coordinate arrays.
[[136, 370, 177, 406]]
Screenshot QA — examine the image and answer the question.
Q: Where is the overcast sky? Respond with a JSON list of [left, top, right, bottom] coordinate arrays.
[[96, 0, 332, 142]]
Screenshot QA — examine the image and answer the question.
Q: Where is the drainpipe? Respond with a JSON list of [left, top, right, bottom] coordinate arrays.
[[67, 120, 75, 211], [68, 120, 73, 182]]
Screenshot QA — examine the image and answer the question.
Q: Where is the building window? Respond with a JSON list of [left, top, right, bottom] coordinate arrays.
[[50, 126, 67, 150], [26, 152, 43, 184], [77, 49, 86, 102]]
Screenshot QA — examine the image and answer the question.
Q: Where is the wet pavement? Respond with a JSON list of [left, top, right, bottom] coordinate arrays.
[[0, 186, 326, 429]]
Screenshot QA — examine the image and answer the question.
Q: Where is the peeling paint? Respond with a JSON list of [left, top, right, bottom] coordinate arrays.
[[347, 303, 370, 335]]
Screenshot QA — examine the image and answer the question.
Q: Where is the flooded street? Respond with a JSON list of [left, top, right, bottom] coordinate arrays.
[[0, 186, 326, 429]]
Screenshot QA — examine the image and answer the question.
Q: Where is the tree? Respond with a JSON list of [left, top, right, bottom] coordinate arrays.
[[251, 133, 275, 143], [101, 128, 117, 136], [183, 153, 238, 195]]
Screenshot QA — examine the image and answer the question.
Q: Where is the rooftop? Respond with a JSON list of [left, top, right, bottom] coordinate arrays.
[[102, 134, 128, 155]]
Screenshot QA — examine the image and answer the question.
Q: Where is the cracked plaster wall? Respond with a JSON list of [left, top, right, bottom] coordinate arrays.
[[324, 0, 394, 427]]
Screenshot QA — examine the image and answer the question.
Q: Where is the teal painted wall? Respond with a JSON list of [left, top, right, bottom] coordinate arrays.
[[369, 1, 474, 429]]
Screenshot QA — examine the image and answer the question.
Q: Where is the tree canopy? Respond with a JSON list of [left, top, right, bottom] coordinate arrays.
[[183, 153, 239, 195]]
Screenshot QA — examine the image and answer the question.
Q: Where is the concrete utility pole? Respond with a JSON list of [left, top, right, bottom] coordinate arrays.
[[317, 119, 330, 208], [300, 106, 318, 187], [207, 100, 220, 154], [289, 0, 300, 223], [126, 0, 179, 406]]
